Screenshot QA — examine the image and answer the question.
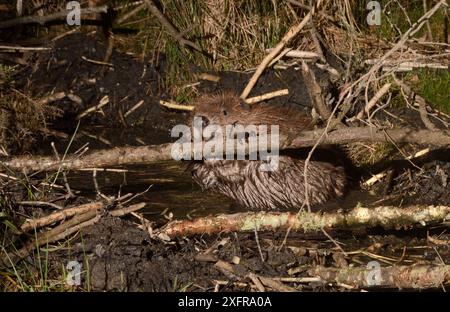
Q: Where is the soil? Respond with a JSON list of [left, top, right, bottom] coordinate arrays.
[[10, 33, 333, 153], [53, 213, 450, 291]]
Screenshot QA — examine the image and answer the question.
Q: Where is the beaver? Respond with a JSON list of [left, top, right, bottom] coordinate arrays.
[[188, 92, 346, 210]]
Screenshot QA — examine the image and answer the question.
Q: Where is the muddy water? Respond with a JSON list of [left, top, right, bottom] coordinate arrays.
[[65, 161, 236, 218], [62, 158, 379, 219]]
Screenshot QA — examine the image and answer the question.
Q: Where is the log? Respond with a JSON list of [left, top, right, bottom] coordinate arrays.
[[2, 127, 450, 174], [158, 205, 450, 239]]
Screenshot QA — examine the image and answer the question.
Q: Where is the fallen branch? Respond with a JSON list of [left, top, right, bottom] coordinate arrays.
[[2, 127, 450, 174], [2, 209, 100, 266], [214, 260, 296, 292], [309, 264, 450, 289], [158, 205, 450, 239], [2, 202, 146, 267], [301, 62, 331, 120], [20, 201, 105, 233], [0, 6, 109, 29], [240, 0, 323, 100], [365, 59, 449, 71], [289, 127, 450, 148]]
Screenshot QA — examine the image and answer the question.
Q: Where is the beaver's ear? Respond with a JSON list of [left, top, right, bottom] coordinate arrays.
[[239, 100, 251, 111]]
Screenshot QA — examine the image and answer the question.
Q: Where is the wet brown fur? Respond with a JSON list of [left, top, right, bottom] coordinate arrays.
[[189, 92, 346, 210]]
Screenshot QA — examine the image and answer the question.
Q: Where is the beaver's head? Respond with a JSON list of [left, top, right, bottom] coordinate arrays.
[[189, 92, 313, 136]]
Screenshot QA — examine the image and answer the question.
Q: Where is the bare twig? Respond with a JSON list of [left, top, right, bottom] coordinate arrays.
[[240, 0, 323, 100], [51, 142, 74, 198], [81, 56, 114, 67], [0, 6, 108, 29], [124, 100, 144, 117], [17, 201, 63, 211], [159, 100, 194, 111], [0, 45, 50, 52], [301, 61, 332, 120], [265, 48, 319, 59], [117, 3, 146, 24], [244, 89, 289, 105], [76, 95, 110, 119], [37, 92, 83, 106], [357, 83, 392, 119]]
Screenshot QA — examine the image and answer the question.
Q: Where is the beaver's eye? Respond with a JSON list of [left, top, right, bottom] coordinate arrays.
[[223, 110, 227, 116]]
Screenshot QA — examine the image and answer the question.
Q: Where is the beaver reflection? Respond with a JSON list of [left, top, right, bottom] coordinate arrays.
[[189, 92, 346, 210]]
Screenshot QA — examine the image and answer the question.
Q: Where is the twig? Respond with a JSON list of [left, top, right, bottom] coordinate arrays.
[[309, 22, 326, 63], [124, 100, 144, 117], [100, 32, 115, 76], [0, 45, 50, 52], [423, 0, 434, 41], [17, 201, 63, 211], [76, 95, 110, 119], [244, 89, 289, 105], [357, 83, 392, 119], [37, 92, 83, 106], [240, 0, 323, 100], [321, 229, 347, 256], [81, 56, 114, 67], [0, 6, 109, 29], [51, 142, 74, 198], [3, 210, 100, 266], [301, 61, 332, 120], [159, 100, 194, 111], [265, 48, 319, 59], [117, 3, 146, 25], [110, 202, 146, 217], [20, 201, 105, 232]]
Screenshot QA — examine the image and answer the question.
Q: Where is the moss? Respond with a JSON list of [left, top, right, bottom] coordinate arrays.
[[406, 68, 450, 114]]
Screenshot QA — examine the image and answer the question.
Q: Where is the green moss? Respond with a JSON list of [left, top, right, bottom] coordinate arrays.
[[405, 69, 450, 114]]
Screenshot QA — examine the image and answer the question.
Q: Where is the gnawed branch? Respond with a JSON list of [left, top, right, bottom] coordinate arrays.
[[2, 127, 450, 174], [157, 205, 450, 239]]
